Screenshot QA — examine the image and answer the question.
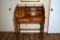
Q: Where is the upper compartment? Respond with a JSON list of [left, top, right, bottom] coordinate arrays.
[[15, 5, 45, 18]]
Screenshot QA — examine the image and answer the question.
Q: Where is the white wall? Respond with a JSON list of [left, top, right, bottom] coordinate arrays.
[[43, 0, 50, 32], [0, 0, 50, 32], [0, 0, 1, 26], [0, 0, 1, 28]]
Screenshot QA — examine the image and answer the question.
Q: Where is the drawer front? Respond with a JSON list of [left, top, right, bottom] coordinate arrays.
[[17, 18, 44, 23], [30, 18, 43, 22], [38, 7, 43, 11], [30, 7, 37, 11], [16, 13, 26, 18], [18, 18, 30, 22]]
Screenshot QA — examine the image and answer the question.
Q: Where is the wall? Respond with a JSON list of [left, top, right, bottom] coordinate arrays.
[[0, 0, 2, 29], [0, 1, 1, 26], [0, 0, 50, 32], [43, 0, 50, 32]]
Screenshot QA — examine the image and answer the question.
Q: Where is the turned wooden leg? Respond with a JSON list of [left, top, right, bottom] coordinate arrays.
[[16, 23, 20, 33], [40, 23, 44, 40], [19, 23, 20, 34], [15, 23, 20, 40]]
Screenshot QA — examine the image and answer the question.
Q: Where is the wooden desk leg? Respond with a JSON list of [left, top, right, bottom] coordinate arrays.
[[19, 23, 20, 31], [16, 23, 20, 33], [15, 23, 20, 40], [40, 23, 44, 40]]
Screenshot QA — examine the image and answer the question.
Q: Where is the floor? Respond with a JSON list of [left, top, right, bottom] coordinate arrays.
[[0, 32, 60, 40]]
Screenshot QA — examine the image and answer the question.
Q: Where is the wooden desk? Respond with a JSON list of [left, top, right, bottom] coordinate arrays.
[[14, 5, 45, 40]]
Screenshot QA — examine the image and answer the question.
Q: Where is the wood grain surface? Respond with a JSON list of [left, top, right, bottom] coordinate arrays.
[[0, 32, 60, 40]]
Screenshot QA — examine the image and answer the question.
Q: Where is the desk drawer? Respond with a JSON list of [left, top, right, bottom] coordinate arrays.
[[18, 18, 44, 23], [30, 18, 43, 22], [18, 18, 30, 22]]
